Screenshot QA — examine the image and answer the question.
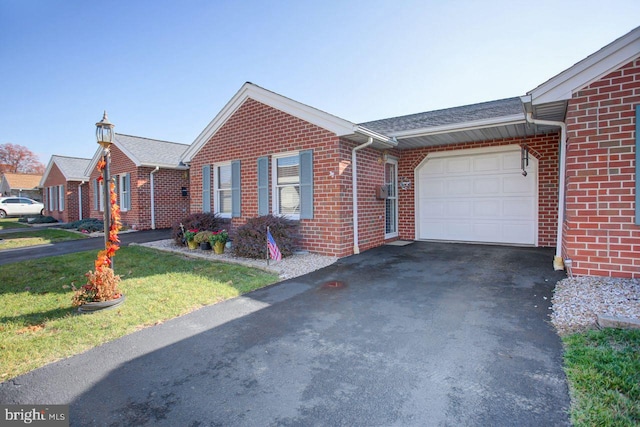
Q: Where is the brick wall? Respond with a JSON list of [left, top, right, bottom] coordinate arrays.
[[88, 147, 189, 230], [564, 57, 640, 278], [396, 133, 560, 246], [42, 163, 89, 223], [189, 98, 388, 257]]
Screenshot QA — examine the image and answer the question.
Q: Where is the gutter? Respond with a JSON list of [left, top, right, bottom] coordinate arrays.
[[524, 110, 567, 270], [352, 137, 374, 254], [150, 167, 160, 229]]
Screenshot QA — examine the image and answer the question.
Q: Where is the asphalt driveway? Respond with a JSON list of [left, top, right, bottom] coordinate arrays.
[[0, 242, 570, 426]]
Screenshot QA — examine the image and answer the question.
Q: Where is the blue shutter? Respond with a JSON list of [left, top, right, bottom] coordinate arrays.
[[124, 174, 131, 210], [231, 160, 241, 218], [59, 185, 65, 211], [257, 156, 269, 216], [636, 105, 640, 225], [202, 165, 211, 213], [299, 150, 313, 219]]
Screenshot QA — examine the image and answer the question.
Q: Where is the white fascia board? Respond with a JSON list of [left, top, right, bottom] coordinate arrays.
[[113, 137, 142, 167], [390, 114, 526, 139], [84, 148, 104, 177], [353, 125, 397, 147], [529, 26, 640, 105], [181, 83, 357, 162], [138, 162, 189, 170], [39, 157, 57, 187]]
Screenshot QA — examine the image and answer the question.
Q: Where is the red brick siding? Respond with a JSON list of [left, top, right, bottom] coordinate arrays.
[[563, 57, 640, 278], [190, 99, 386, 257], [88, 146, 189, 230], [396, 133, 560, 247], [42, 163, 89, 223]]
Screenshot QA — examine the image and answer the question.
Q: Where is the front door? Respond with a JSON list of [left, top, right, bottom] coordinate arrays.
[[385, 159, 398, 239]]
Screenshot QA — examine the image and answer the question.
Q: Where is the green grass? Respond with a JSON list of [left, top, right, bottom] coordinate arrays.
[[563, 329, 640, 426], [0, 229, 86, 250], [0, 246, 278, 380], [0, 218, 30, 230]]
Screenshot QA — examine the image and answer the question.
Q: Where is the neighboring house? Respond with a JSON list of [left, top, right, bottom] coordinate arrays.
[[0, 172, 42, 201], [86, 133, 190, 230], [39, 155, 91, 223], [183, 26, 639, 277]]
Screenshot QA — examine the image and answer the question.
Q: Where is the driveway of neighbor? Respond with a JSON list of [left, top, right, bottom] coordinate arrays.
[[0, 242, 570, 426]]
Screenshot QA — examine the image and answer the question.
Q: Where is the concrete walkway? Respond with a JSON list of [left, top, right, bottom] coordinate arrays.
[[0, 242, 571, 426]]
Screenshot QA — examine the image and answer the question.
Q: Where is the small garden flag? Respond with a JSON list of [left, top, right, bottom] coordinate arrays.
[[267, 227, 282, 261]]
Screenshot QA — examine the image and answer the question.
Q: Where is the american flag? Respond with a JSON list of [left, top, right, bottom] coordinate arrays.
[[267, 227, 282, 261]]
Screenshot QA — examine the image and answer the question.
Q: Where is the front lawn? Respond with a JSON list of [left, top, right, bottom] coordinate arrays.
[[0, 218, 30, 230], [0, 228, 86, 250], [0, 246, 279, 380], [563, 329, 640, 426]]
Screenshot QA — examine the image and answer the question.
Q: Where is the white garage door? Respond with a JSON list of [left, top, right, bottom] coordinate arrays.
[[417, 147, 537, 245]]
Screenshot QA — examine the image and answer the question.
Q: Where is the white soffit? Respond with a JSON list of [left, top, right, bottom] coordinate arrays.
[[529, 26, 640, 105]]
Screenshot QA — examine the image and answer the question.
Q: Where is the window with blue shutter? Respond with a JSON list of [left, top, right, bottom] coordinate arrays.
[[231, 160, 241, 217], [257, 156, 269, 215], [202, 165, 211, 213], [299, 150, 313, 219]]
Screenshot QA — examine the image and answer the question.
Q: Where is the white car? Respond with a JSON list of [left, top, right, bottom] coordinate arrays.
[[0, 197, 45, 218]]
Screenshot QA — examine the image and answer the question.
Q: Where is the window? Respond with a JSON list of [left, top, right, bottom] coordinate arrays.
[[48, 187, 58, 211], [214, 163, 232, 217], [273, 153, 301, 218], [270, 150, 313, 220], [117, 174, 131, 211]]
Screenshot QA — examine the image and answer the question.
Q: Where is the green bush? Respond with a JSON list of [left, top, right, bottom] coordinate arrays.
[[18, 215, 58, 224], [61, 218, 104, 233], [172, 213, 228, 245], [232, 215, 299, 259]]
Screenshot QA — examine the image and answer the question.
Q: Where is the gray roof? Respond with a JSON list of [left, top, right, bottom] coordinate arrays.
[[360, 97, 524, 135], [114, 134, 189, 168], [52, 155, 91, 180]]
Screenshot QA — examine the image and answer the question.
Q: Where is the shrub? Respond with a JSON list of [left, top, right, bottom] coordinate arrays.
[[232, 215, 299, 259], [18, 215, 58, 224], [62, 218, 104, 233], [171, 213, 227, 245]]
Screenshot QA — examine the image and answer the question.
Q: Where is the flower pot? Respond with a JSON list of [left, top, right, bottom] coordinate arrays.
[[200, 241, 211, 251], [213, 241, 225, 254], [78, 294, 125, 314], [187, 240, 198, 250]]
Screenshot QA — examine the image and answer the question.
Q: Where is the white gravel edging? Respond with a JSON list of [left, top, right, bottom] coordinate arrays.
[[551, 276, 640, 336], [137, 239, 338, 280]]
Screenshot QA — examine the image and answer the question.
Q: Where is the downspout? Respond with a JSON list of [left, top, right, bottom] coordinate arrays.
[[150, 167, 159, 230], [78, 181, 85, 221], [352, 137, 374, 254], [525, 112, 567, 270]]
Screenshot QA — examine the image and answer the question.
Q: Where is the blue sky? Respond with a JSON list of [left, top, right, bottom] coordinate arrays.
[[1, 0, 639, 165]]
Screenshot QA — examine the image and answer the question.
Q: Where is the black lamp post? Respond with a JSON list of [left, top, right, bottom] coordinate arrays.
[[96, 111, 115, 267]]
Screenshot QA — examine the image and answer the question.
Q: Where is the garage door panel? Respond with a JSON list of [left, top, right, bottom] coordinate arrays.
[[446, 158, 471, 174], [417, 148, 537, 245], [446, 179, 472, 195], [474, 177, 500, 194], [473, 155, 500, 172]]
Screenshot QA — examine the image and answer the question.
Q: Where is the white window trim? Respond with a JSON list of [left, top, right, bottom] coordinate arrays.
[[58, 185, 64, 211], [384, 158, 399, 239], [118, 174, 130, 212], [98, 180, 105, 212], [272, 151, 301, 220], [214, 162, 232, 218]]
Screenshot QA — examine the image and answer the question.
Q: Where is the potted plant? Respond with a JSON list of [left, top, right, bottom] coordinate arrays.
[[209, 229, 229, 254], [183, 227, 199, 250], [194, 230, 213, 250]]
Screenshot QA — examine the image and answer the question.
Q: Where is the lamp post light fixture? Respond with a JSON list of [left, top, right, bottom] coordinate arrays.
[[96, 111, 115, 268]]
